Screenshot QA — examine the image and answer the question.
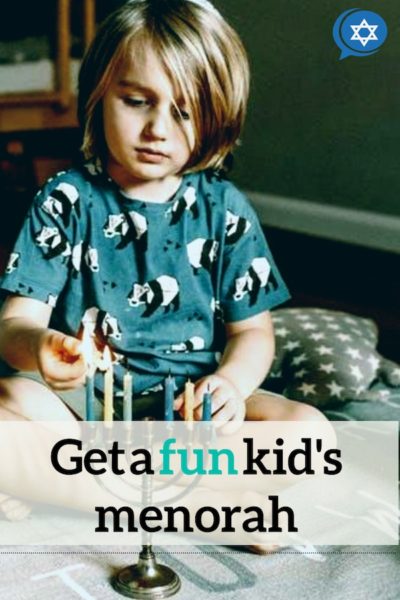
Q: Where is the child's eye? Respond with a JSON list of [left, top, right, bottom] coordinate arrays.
[[123, 97, 147, 107], [172, 106, 190, 121]]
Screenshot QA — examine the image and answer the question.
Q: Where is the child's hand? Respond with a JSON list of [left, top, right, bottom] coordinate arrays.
[[174, 374, 246, 431], [35, 330, 86, 391]]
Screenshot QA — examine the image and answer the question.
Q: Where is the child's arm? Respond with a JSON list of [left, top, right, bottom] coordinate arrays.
[[216, 310, 275, 400], [175, 311, 275, 422], [0, 295, 86, 390]]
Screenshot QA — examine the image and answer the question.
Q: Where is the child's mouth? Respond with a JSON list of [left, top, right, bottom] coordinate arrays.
[[135, 148, 168, 163]]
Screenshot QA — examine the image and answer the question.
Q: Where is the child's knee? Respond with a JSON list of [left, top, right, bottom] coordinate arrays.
[[246, 391, 329, 424], [0, 376, 43, 405], [288, 400, 328, 423], [285, 400, 337, 450], [0, 377, 27, 409], [0, 376, 75, 421], [0, 377, 33, 420]]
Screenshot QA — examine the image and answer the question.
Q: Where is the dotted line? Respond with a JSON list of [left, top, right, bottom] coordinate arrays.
[[0, 551, 397, 555]]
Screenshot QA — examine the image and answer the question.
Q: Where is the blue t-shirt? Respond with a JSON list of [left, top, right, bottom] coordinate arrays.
[[0, 161, 290, 400]]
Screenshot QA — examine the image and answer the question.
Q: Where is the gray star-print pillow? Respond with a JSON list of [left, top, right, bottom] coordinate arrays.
[[264, 308, 400, 408]]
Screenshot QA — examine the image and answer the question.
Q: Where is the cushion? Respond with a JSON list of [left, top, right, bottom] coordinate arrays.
[[264, 308, 400, 408]]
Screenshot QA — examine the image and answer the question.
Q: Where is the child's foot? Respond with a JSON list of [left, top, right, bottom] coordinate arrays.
[[0, 493, 31, 521]]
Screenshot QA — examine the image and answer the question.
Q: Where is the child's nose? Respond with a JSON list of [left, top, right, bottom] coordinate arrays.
[[143, 109, 169, 140]]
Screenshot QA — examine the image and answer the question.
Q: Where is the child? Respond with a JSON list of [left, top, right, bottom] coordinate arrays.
[[0, 0, 327, 540]]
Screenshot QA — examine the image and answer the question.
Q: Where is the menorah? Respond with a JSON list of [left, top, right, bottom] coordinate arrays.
[[81, 322, 214, 599]]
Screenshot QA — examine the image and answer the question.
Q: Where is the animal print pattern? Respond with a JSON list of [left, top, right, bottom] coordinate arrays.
[[0, 161, 290, 396]]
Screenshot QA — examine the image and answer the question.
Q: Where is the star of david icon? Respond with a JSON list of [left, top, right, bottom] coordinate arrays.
[[350, 19, 378, 47]]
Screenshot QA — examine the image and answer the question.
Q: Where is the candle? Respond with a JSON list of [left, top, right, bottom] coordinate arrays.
[[164, 372, 175, 422], [123, 367, 133, 422], [81, 322, 96, 421], [86, 372, 96, 421], [103, 346, 114, 422], [202, 384, 213, 421], [184, 379, 195, 422]]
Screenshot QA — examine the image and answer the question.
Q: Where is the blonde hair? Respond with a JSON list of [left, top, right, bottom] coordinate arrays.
[[78, 0, 250, 172]]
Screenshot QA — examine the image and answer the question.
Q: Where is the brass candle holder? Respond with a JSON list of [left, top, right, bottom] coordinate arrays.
[[112, 544, 181, 599], [82, 334, 212, 599], [111, 418, 181, 598]]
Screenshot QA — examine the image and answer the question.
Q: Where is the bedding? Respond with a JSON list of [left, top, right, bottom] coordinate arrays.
[[265, 308, 400, 408]]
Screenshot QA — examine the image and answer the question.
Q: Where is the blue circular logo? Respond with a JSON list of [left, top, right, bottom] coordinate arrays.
[[333, 9, 388, 59]]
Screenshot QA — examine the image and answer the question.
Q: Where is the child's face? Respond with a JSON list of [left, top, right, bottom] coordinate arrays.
[[102, 45, 195, 196]]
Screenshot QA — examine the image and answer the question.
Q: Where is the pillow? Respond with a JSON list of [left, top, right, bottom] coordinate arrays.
[[263, 308, 400, 408]]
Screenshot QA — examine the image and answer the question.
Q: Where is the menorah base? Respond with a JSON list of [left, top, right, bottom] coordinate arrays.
[[112, 547, 181, 599]]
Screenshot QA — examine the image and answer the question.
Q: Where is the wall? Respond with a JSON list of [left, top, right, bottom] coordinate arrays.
[[213, 0, 399, 359], [215, 0, 400, 218]]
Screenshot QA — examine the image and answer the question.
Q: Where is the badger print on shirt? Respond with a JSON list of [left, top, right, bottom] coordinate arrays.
[[82, 306, 122, 343], [233, 256, 277, 306], [225, 209, 251, 244], [42, 182, 81, 227], [71, 242, 100, 277], [103, 211, 148, 251], [210, 297, 224, 321], [5, 252, 20, 274], [84, 245, 99, 272], [35, 226, 71, 262], [169, 336, 205, 353], [187, 238, 219, 274], [127, 275, 180, 318], [46, 293, 58, 308], [169, 185, 199, 225], [71, 242, 83, 277]]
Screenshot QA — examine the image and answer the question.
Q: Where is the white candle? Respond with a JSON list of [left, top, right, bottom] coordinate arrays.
[[123, 369, 133, 422], [103, 346, 114, 422], [81, 322, 96, 421]]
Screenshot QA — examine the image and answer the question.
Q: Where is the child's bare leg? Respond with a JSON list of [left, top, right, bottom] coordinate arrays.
[[0, 376, 80, 422], [244, 391, 333, 554], [245, 390, 329, 422], [0, 375, 79, 520], [0, 381, 334, 551], [243, 390, 336, 483], [0, 376, 144, 515], [0, 378, 256, 532]]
